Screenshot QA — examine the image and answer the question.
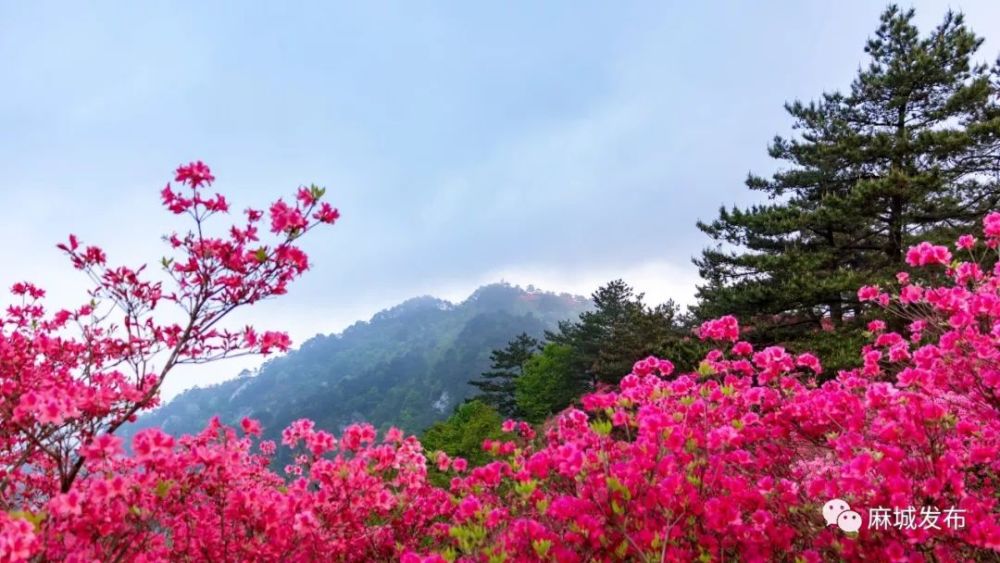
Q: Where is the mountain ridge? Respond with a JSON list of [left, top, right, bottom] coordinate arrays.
[[125, 282, 591, 443]]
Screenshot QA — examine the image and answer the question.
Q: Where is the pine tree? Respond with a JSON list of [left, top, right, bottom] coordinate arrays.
[[695, 5, 1000, 361], [547, 280, 704, 387], [468, 333, 539, 418], [471, 280, 705, 421]]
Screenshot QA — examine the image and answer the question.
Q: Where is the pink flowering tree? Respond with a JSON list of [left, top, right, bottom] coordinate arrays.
[[0, 162, 340, 560]]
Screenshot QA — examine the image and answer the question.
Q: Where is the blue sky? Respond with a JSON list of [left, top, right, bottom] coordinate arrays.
[[2, 1, 999, 399]]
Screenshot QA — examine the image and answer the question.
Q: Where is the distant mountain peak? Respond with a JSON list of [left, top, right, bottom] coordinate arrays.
[[126, 281, 591, 450], [371, 295, 453, 322]]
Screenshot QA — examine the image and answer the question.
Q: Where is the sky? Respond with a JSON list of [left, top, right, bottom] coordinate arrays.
[[2, 1, 999, 399]]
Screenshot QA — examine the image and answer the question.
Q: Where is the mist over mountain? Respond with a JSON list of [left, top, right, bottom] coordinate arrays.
[[125, 283, 590, 442]]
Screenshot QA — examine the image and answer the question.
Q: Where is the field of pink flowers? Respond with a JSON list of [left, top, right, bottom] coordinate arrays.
[[1, 164, 998, 561]]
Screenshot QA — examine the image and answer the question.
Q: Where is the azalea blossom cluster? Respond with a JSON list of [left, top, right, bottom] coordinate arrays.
[[0, 163, 340, 561], [1, 168, 998, 561]]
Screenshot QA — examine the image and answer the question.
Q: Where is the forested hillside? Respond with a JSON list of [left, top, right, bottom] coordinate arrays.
[[125, 283, 589, 441]]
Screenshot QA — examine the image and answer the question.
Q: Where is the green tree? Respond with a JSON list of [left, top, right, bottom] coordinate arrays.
[[473, 281, 706, 424], [515, 343, 578, 423], [695, 5, 1000, 364], [468, 333, 540, 417], [547, 280, 705, 387], [420, 399, 505, 485]]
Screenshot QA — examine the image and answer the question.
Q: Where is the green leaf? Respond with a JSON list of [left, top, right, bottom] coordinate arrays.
[[9, 510, 46, 531], [532, 539, 552, 558], [605, 476, 625, 494], [615, 540, 629, 558], [590, 419, 612, 436], [514, 480, 537, 497], [684, 437, 699, 453], [154, 479, 174, 498]]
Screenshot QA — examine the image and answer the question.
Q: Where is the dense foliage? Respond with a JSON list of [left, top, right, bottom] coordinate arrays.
[[514, 343, 578, 424], [2, 165, 998, 559], [420, 400, 505, 487], [438, 281, 703, 468], [695, 6, 1000, 370], [468, 333, 540, 418], [468, 280, 705, 425]]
